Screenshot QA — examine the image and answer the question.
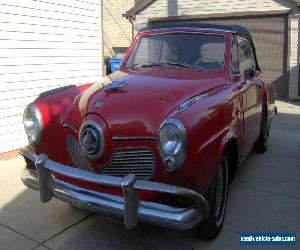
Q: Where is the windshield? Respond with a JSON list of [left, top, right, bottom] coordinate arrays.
[[124, 33, 226, 71]]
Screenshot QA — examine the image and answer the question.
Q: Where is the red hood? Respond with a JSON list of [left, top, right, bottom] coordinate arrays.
[[74, 68, 226, 137]]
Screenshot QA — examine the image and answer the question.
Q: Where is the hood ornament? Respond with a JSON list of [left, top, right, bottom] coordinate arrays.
[[104, 80, 126, 91]]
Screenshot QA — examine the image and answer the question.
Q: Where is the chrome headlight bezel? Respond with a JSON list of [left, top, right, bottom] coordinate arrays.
[[79, 120, 105, 161], [23, 103, 42, 145], [158, 118, 187, 172]]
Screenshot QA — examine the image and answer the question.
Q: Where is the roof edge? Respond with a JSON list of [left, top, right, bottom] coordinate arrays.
[[148, 9, 291, 23], [139, 23, 252, 39]]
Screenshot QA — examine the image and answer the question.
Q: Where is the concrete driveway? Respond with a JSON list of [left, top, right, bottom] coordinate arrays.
[[0, 100, 299, 250]]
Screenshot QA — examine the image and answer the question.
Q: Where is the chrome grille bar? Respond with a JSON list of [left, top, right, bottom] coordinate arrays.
[[101, 147, 156, 180], [66, 136, 156, 180]]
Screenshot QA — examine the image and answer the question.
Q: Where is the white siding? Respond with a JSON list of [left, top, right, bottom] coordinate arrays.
[[134, 0, 290, 30], [103, 0, 134, 57], [0, 0, 103, 153]]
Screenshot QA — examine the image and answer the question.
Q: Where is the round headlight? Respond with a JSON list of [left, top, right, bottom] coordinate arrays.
[[159, 124, 182, 155], [23, 104, 42, 145], [158, 118, 187, 171], [79, 120, 104, 161]]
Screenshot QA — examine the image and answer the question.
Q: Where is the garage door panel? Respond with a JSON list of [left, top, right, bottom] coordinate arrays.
[[251, 32, 263, 45], [263, 33, 283, 46], [185, 15, 288, 98]]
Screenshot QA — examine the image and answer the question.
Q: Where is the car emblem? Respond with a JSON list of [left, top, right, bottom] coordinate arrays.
[[80, 127, 99, 155], [93, 102, 104, 108]]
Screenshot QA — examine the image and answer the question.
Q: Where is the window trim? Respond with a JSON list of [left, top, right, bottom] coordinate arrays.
[[237, 36, 261, 71], [230, 35, 240, 76], [236, 36, 257, 76], [123, 31, 227, 71]]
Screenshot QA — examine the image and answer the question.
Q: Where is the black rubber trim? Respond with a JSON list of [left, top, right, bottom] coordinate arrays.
[[39, 85, 76, 97]]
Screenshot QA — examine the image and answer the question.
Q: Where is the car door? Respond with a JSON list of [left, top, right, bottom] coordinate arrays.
[[231, 36, 263, 160]]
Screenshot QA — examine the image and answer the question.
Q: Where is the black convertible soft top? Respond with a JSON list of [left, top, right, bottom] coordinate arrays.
[[139, 22, 252, 39]]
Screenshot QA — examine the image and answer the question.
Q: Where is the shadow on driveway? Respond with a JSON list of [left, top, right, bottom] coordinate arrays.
[[0, 105, 299, 250]]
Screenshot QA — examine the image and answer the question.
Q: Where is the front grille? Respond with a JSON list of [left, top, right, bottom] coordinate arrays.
[[101, 147, 155, 180], [66, 136, 156, 180], [66, 136, 94, 172]]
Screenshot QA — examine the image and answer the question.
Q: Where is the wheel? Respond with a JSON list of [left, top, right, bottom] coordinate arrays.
[[198, 153, 229, 239], [254, 105, 269, 153]]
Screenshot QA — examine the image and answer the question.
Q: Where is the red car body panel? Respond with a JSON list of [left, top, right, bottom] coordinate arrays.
[[30, 28, 276, 202]]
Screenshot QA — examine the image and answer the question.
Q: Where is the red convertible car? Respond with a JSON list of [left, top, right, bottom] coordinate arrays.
[[20, 23, 277, 239]]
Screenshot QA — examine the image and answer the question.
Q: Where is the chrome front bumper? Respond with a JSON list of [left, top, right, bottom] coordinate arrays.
[[20, 148, 209, 230]]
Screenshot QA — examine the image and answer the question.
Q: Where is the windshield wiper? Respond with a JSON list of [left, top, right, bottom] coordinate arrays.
[[162, 61, 204, 71], [130, 62, 163, 69], [130, 61, 204, 71]]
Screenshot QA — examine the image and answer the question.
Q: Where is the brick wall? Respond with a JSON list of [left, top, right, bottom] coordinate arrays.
[[103, 0, 134, 58]]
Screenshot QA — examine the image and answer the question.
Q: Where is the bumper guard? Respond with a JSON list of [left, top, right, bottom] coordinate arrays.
[[20, 148, 209, 230]]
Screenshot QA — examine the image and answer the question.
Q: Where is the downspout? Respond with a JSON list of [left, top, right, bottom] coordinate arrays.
[[122, 12, 136, 41], [123, 0, 158, 40], [129, 19, 134, 40]]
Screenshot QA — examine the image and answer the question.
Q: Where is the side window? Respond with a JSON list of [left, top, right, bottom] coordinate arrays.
[[237, 37, 254, 75], [126, 36, 160, 66], [231, 37, 239, 74]]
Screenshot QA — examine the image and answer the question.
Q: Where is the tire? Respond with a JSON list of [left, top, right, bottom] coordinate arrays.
[[254, 105, 269, 153], [198, 153, 229, 239]]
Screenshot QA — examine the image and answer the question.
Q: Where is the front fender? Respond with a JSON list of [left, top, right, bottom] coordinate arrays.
[[170, 85, 241, 194], [193, 127, 237, 193], [32, 83, 93, 162]]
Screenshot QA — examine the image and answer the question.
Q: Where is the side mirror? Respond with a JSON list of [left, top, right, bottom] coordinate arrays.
[[244, 68, 255, 80]]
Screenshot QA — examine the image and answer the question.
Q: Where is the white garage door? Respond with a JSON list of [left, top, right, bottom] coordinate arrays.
[[196, 15, 289, 98], [152, 14, 289, 98], [0, 0, 103, 153]]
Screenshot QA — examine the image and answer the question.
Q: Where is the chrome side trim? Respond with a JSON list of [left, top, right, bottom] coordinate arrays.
[[176, 93, 209, 114], [20, 148, 209, 230], [112, 136, 157, 141]]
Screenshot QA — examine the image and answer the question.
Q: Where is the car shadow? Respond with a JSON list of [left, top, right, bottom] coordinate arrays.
[[1, 105, 299, 250]]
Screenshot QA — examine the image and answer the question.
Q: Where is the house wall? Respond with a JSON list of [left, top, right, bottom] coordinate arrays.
[[290, 11, 300, 98], [103, 0, 135, 58], [0, 0, 103, 153], [133, 0, 290, 30], [133, 0, 300, 99]]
